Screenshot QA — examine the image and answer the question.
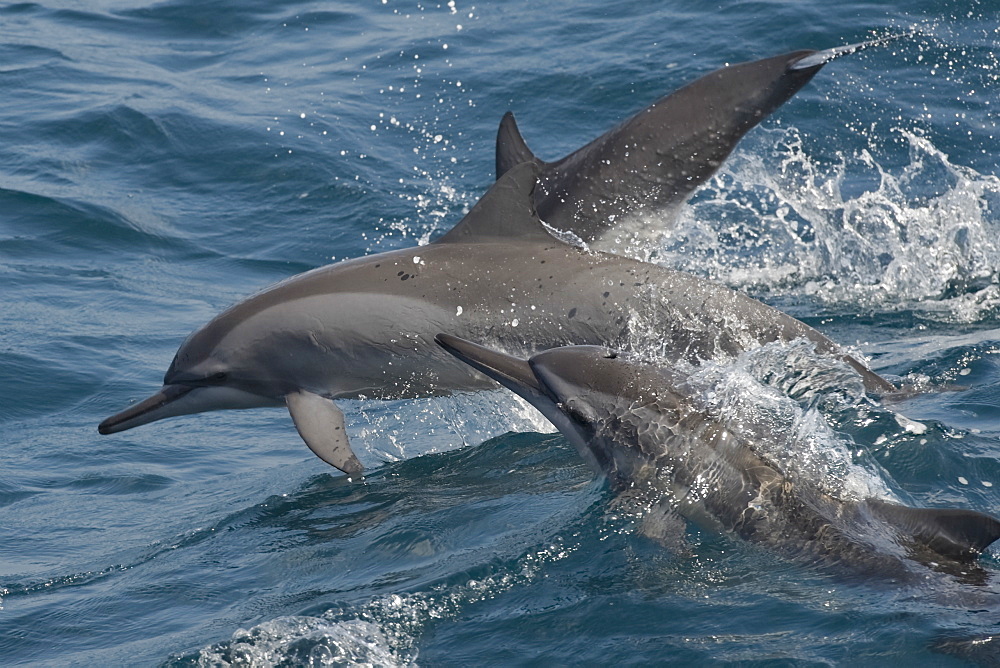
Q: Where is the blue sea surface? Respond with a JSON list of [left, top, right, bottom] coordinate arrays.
[[2, 1, 999, 665]]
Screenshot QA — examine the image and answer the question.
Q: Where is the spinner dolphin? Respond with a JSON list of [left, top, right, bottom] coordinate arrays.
[[100, 163, 893, 473], [436, 334, 1000, 578]]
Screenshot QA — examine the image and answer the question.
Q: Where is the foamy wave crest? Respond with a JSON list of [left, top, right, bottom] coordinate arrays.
[[657, 128, 1000, 322], [194, 541, 574, 667], [195, 618, 409, 667]]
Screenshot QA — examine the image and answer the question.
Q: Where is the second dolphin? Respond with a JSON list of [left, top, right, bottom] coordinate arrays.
[[436, 334, 1000, 580]]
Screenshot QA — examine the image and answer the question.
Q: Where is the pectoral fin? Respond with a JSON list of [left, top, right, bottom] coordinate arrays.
[[638, 499, 693, 556], [867, 498, 1000, 561], [610, 490, 692, 556], [286, 391, 363, 475]]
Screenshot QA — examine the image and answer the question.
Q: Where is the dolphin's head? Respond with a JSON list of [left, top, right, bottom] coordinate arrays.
[[98, 313, 283, 436], [161, 316, 281, 396], [434, 334, 643, 476], [526, 345, 635, 422]]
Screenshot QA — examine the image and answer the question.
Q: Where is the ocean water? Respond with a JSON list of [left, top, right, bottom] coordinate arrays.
[[2, 0, 999, 665]]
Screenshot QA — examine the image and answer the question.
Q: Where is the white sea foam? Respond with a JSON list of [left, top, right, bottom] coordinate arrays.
[[629, 128, 999, 323], [195, 618, 408, 667]]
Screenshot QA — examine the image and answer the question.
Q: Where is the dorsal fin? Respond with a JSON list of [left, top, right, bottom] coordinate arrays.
[[434, 161, 555, 244], [867, 499, 1000, 561], [496, 111, 541, 178]]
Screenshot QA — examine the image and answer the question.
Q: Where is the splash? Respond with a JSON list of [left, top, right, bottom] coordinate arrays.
[[601, 24, 1000, 323], [679, 339, 895, 503], [354, 2, 483, 252], [652, 127, 999, 323]]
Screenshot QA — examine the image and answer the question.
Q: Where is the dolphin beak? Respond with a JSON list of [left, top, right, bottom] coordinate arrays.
[[435, 334, 544, 399], [98, 385, 195, 434]]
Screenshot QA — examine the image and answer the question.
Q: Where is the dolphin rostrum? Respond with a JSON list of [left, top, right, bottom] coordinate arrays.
[[436, 334, 1000, 578], [99, 163, 893, 474], [497, 42, 886, 247]]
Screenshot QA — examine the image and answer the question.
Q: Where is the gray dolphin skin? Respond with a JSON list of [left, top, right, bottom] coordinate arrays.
[[496, 46, 843, 246], [99, 162, 894, 474], [435, 334, 1000, 579]]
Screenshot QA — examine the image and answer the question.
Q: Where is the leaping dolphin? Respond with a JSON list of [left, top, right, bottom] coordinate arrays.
[[497, 41, 894, 247], [99, 163, 894, 474], [435, 334, 1000, 579]]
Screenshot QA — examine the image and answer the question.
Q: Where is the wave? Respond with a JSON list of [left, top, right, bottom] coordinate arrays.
[[180, 523, 581, 667]]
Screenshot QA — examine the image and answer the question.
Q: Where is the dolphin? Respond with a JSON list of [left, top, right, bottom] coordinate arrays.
[[496, 41, 890, 247], [435, 334, 1000, 579], [99, 163, 893, 475]]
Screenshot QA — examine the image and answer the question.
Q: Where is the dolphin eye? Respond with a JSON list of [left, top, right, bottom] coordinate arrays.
[[210, 371, 228, 382], [604, 351, 617, 359]]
